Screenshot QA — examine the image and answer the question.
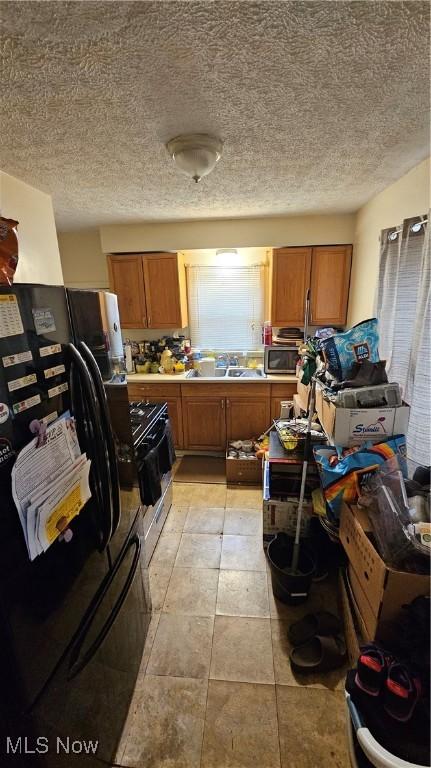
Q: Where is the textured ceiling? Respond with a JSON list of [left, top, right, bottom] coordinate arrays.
[[1, 1, 429, 231]]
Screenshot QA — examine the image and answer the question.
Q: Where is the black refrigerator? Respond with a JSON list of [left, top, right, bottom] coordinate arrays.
[[0, 284, 151, 767]]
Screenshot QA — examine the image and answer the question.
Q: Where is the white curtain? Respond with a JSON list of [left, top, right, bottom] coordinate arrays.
[[376, 214, 430, 466]]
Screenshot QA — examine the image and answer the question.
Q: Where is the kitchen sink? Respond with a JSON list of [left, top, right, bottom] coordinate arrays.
[[185, 367, 227, 378], [186, 366, 265, 379], [226, 367, 266, 378]]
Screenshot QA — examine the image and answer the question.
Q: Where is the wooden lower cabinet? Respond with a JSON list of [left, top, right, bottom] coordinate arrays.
[[126, 380, 297, 452], [226, 396, 270, 441], [182, 397, 226, 451], [270, 383, 297, 422]]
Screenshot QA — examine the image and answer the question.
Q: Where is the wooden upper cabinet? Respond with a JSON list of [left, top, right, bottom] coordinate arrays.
[[142, 253, 188, 329], [310, 245, 352, 326], [107, 252, 188, 330], [107, 254, 147, 328], [270, 248, 312, 326]]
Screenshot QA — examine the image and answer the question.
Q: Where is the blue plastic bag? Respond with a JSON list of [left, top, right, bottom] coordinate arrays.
[[313, 435, 407, 521], [320, 318, 380, 382]]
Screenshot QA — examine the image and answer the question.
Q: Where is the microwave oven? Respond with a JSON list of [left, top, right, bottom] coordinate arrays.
[[264, 345, 298, 374]]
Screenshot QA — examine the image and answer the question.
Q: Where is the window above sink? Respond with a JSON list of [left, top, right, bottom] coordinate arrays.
[[187, 264, 265, 351]]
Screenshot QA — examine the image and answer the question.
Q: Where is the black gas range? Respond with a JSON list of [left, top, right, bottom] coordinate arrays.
[[105, 386, 175, 566]]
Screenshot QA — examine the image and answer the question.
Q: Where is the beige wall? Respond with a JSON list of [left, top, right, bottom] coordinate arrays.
[[348, 158, 430, 326], [0, 171, 63, 284], [59, 213, 355, 293], [99, 213, 355, 253], [57, 228, 108, 289]]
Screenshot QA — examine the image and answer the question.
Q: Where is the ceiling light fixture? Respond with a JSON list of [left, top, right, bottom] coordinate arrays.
[[216, 248, 238, 257], [166, 133, 223, 183]]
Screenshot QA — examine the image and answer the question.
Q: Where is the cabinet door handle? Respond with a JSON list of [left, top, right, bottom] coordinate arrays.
[[221, 399, 224, 409], [148, 315, 151, 326], [226, 399, 230, 408]]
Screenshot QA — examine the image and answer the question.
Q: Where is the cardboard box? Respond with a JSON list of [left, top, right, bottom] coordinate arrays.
[[292, 394, 305, 418], [315, 383, 409, 446], [226, 453, 262, 485], [339, 504, 430, 640], [262, 498, 312, 542], [339, 568, 363, 665], [297, 379, 310, 412]]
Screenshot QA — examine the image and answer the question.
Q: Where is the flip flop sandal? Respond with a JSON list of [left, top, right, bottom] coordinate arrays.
[[288, 611, 342, 646], [289, 634, 347, 674], [355, 644, 392, 697], [384, 661, 422, 722]]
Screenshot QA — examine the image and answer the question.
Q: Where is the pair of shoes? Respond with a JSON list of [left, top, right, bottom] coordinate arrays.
[[355, 644, 421, 722], [288, 611, 346, 673]]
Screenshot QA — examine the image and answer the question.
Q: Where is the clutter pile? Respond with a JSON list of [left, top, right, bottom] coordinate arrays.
[[227, 438, 261, 460], [265, 316, 430, 763], [125, 335, 191, 374], [359, 457, 430, 573], [226, 438, 267, 486]]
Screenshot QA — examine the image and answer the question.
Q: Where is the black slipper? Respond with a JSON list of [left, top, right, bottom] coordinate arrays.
[[288, 611, 342, 646], [290, 634, 347, 674]]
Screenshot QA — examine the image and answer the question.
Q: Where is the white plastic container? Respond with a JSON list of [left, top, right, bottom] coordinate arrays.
[[197, 357, 216, 377]]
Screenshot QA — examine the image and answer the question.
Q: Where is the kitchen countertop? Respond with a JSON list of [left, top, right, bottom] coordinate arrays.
[[127, 372, 298, 384]]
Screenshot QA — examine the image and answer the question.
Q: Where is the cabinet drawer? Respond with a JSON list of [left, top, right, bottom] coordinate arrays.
[[181, 383, 228, 398], [181, 383, 270, 398], [271, 383, 297, 398], [128, 383, 181, 399]]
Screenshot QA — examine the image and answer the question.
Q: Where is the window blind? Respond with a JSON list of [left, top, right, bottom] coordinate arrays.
[[187, 265, 264, 351]]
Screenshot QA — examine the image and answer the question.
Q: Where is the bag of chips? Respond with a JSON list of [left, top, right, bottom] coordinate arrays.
[[0, 217, 19, 285], [320, 318, 380, 382], [313, 434, 407, 521]]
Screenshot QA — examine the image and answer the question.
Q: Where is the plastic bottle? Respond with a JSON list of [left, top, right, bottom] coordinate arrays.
[[262, 320, 272, 346]]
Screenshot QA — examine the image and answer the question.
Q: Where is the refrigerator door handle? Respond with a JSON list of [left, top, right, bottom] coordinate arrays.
[[69, 359, 104, 528], [67, 343, 112, 550], [78, 341, 121, 538], [67, 533, 141, 680]]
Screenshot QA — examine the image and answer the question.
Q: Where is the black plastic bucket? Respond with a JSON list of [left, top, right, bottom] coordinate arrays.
[[267, 532, 316, 605]]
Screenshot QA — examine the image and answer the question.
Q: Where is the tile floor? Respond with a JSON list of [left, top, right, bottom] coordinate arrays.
[[116, 483, 350, 768]]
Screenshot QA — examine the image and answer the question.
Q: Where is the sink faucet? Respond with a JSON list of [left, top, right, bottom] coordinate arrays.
[[217, 354, 239, 367], [217, 354, 229, 368]]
